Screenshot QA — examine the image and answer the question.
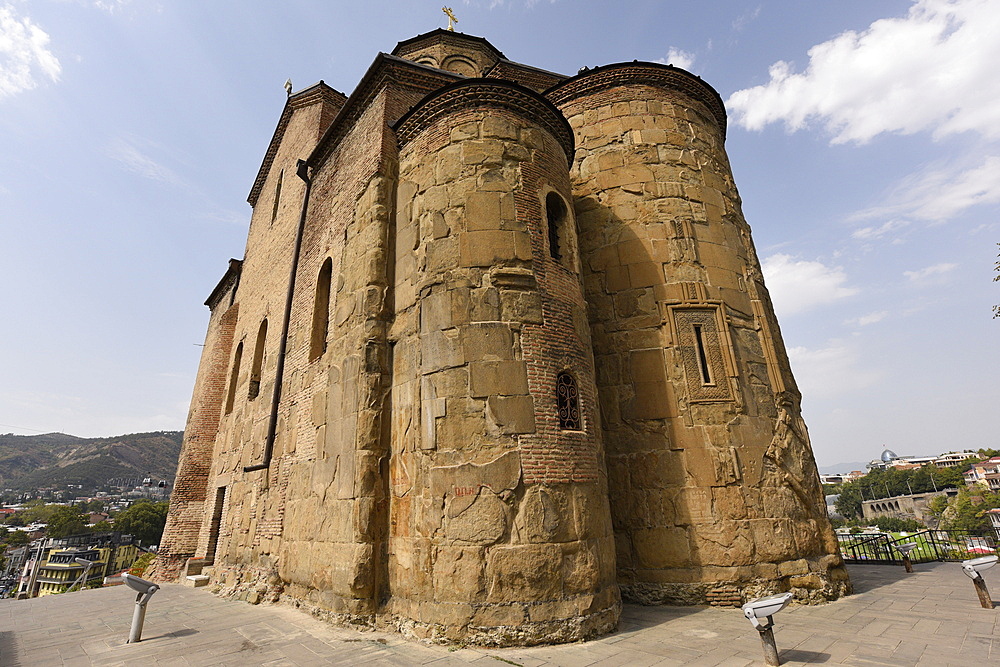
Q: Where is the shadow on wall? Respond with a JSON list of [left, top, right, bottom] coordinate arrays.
[[576, 195, 836, 600]]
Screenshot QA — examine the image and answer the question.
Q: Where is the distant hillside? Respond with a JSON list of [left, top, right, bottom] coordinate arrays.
[[0, 431, 182, 491]]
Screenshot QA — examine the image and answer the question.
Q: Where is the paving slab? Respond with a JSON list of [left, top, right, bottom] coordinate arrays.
[[1, 562, 999, 666]]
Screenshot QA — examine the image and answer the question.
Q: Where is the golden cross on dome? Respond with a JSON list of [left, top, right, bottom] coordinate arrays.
[[442, 6, 458, 31]]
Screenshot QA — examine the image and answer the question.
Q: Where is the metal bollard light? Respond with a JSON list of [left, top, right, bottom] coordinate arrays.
[[741, 592, 794, 667], [961, 555, 998, 609], [121, 573, 160, 643]]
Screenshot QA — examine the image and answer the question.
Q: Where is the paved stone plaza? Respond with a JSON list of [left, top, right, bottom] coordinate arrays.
[[2, 563, 998, 665]]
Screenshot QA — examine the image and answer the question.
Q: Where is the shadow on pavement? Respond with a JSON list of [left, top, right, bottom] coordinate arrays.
[[780, 648, 830, 663], [0, 631, 23, 667], [615, 601, 717, 633], [143, 627, 200, 641], [846, 563, 914, 594]]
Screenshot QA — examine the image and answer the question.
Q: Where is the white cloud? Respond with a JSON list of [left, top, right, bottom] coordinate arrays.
[[726, 0, 1000, 144], [903, 262, 957, 282], [847, 311, 889, 327], [851, 218, 911, 241], [788, 343, 880, 399], [0, 4, 61, 99], [107, 137, 180, 184], [657, 47, 695, 71], [93, 1, 131, 13], [852, 156, 1000, 227], [200, 208, 247, 226], [732, 6, 761, 32], [761, 253, 859, 316]]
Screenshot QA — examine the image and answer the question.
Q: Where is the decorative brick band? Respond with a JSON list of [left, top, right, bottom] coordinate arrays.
[[394, 78, 575, 165], [544, 62, 727, 136]]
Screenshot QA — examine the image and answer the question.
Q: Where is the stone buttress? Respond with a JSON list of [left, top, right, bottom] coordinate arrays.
[[387, 78, 619, 644], [547, 63, 849, 604]]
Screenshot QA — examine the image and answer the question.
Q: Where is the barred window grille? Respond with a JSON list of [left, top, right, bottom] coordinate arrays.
[[557, 372, 581, 430]]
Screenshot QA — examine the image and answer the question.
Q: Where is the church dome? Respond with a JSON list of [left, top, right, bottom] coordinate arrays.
[[880, 448, 898, 462]]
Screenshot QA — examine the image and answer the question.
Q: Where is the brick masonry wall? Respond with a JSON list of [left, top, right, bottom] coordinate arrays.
[[156, 300, 238, 580]]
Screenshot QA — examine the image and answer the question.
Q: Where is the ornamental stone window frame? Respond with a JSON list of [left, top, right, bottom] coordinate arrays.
[[665, 303, 738, 403]]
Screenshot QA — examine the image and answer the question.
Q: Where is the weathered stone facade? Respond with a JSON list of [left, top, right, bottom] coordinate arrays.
[[156, 30, 849, 646]]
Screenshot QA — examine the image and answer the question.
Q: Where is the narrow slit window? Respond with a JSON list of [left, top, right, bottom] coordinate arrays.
[[249, 318, 267, 400], [225, 342, 243, 414], [310, 258, 332, 361], [546, 192, 564, 260], [693, 324, 713, 385], [270, 169, 283, 224], [556, 371, 581, 430]]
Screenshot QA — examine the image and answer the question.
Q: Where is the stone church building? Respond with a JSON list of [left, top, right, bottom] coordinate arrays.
[[156, 29, 850, 645]]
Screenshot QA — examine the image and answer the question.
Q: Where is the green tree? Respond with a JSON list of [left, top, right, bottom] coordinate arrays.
[[19, 503, 61, 525], [871, 517, 923, 532], [833, 460, 976, 520], [46, 506, 90, 538], [834, 484, 864, 518], [79, 499, 106, 514], [940, 487, 994, 532], [936, 464, 970, 488], [927, 494, 949, 523], [5, 531, 29, 547], [114, 500, 168, 546]]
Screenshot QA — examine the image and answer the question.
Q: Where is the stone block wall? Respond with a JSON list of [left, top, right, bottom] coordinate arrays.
[[155, 289, 238, 579], [548, 64, 849, 605], [210, 91, 399, 621], [386, 81, 619, 645]]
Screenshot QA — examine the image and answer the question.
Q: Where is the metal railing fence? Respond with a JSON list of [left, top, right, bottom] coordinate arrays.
[[838, 529, 998, 564]]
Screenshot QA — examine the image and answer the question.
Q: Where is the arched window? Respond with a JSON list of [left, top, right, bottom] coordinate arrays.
[[224, 342, 243, 414], [556, 371, 581, 430], [310, 258, 332, 361], [546, 192, 565, 261], [248, 319, 267, 400]]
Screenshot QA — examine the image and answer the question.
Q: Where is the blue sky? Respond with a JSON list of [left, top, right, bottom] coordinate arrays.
[[1, 0, 996, 468]]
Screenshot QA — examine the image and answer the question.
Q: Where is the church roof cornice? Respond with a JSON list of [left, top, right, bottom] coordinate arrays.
[[306, 53, 464, 170], [391, 29, 506, 60], [485, 58, 567, 82], [205, 258, 242, 309], [393, 78, 575, 166], [247, 82, 347, 206], [544, 62, 728, 137]]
